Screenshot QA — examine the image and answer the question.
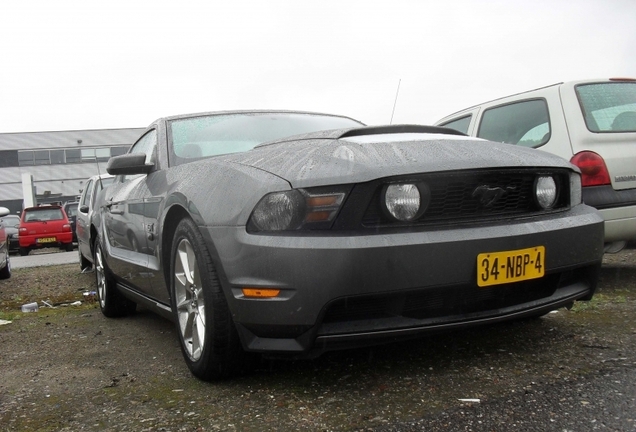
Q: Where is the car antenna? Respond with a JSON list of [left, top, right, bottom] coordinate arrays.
[[94, 154, 104, 190], [390, 78, 401, 125]]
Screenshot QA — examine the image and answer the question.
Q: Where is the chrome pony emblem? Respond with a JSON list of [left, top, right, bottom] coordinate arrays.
[[472, 185, 516, 207]]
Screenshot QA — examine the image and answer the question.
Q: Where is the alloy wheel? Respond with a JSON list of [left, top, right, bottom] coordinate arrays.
[[174, 238, 206, 361], [94, 247, 107, 309]]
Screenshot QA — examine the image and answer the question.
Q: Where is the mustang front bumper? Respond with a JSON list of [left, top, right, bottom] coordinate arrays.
[[205, 204, 604, 357]]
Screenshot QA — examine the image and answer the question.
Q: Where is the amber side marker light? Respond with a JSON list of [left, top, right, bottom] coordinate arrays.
[[242, 288, 281, 298]]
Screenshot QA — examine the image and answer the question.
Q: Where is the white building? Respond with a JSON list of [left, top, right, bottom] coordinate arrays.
[[0, 127, 145, 214]]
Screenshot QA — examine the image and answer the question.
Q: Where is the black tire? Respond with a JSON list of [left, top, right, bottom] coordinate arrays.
[[78, 246, 91, 271], [65, 243, 74, 252], [0, 255, 10, 280], [19, 247, 29, 256], [170, 217, 252, 381], [94, 237, 136, 317]]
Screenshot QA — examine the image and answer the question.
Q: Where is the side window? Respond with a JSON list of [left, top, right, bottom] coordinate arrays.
[[440, 115, 472, 134], [477, 99, 551, 148], [121, 129, 157, 182], [80, 180, 94, 209], [129, 129, 157, 164]]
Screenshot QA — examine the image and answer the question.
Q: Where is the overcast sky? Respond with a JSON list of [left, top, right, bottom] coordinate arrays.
[[1, 0, 634, 133]]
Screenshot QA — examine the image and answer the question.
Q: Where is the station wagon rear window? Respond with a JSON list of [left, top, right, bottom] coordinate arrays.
[[576, 82, 636, 132], [24, 208, 64, 222]]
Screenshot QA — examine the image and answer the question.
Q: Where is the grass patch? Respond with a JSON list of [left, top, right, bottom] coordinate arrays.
[[571, 292, 627, 313]]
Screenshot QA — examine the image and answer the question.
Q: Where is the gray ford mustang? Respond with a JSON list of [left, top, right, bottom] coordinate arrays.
[[95, 110, 604, 381]]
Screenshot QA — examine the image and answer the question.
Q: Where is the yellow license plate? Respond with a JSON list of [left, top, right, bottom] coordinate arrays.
[[36, 237, 56, 243], [477, 246, 545, 287]]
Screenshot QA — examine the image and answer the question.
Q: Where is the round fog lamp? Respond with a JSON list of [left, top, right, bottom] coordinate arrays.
[[384, 184, 421, 221], [535, 176, 557, 209]]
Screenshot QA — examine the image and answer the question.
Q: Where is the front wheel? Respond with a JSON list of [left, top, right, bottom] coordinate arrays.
[[94, 237, 136, 317], [170, 217, 252, 381]]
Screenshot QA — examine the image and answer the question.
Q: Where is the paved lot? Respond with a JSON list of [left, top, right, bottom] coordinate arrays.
[[10, 249, 78, 268], [1, 248, 635, 431]]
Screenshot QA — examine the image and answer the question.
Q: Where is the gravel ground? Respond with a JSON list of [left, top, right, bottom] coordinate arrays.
[[0, 249, 635, 431]]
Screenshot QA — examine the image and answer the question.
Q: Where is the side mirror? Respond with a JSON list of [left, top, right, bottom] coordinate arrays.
[[79, 205, 90, 213], [106, 153, 154, 175]]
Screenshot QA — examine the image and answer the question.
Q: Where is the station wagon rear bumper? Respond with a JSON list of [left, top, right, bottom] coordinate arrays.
[[583, 185, 636, 242]]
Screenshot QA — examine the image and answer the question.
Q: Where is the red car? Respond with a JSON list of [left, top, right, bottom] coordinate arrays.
[[18, 205, 74, 256]]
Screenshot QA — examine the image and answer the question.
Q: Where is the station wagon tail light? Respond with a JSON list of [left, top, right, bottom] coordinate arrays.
[[534, 176, 557, 209], [570, 151, 611, 187], [247, 187, 348, 232], [63, 223, 72, 231]]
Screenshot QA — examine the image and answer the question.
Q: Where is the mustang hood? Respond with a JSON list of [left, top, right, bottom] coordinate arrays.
[[221, 130, 575, 188]]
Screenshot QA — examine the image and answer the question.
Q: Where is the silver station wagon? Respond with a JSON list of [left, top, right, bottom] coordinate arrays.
[[93, 111, 604, 381], [436, 78, 636, 253]]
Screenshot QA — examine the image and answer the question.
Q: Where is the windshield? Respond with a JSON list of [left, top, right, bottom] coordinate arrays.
[[169, 113, 364, 165], [576, 82, 636, 132], [4, 215, 20, 224], [98, 177, 114, 191], [65, 204, 78, 217], [24, 208, 64, 222]]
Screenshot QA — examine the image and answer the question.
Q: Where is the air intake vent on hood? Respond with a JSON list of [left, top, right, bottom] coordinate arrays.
[[338, 124, 466, 139]]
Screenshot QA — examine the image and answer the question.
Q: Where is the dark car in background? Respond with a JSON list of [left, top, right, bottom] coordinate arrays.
[[63, 201, 79, 244], [0, 206, 11, 279], [77, 174, 114, 270], [94, 110, 604, 381], [18, 205, 74, 256], [2, 214, 21, 252]]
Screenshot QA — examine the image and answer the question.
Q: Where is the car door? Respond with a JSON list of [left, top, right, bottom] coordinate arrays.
[[102, 129, 157, 296], [77, 178, 94, 260]]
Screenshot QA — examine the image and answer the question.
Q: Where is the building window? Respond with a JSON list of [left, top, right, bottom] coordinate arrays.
[[16, 146, 132, 166], [66, 149, 81, 163], [34, 150, 50, 165], [0, 150, 19, 168], [18, 151, 34, 166], [96, 148, 110, 162], [111, 146, 129, 157], [50, 150, 65, 164], [81, 149, 96, 162]]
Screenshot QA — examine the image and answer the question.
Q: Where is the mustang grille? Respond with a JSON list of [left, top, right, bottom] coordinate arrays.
[[358, 169, 570, 228]]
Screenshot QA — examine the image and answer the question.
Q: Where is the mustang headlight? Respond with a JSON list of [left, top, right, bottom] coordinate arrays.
[[382, 183, 430, 222], [248, 188, 348, 232], [535, 176, 558, 209], [249, 191, 306, 231]]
